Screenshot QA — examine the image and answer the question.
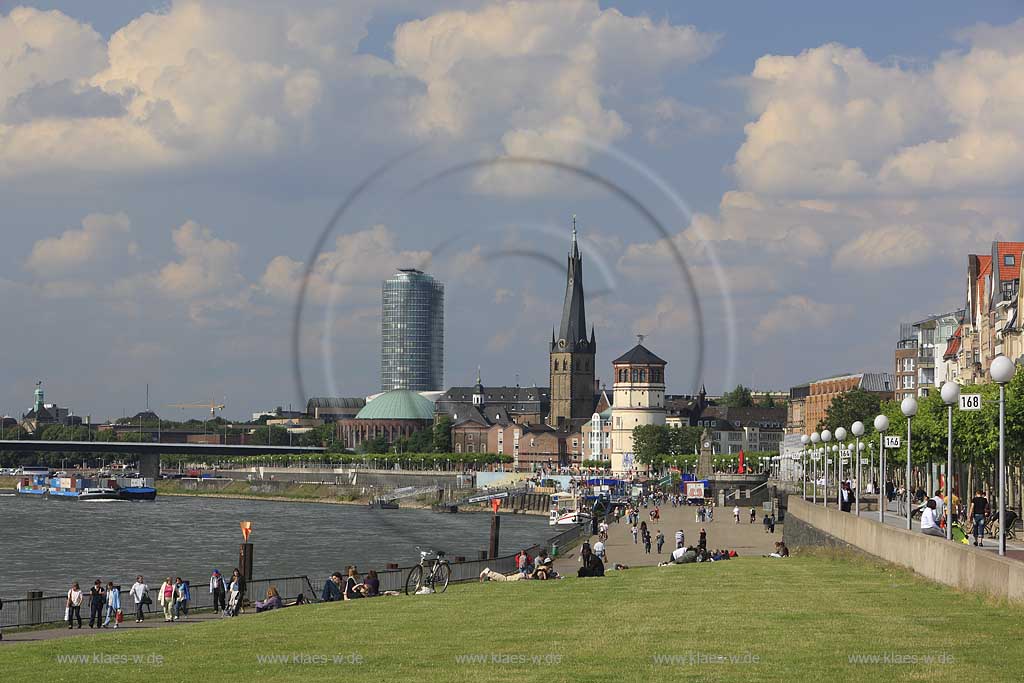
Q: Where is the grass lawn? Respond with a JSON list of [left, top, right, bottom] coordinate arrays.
[[5, 551, 1022, 682]]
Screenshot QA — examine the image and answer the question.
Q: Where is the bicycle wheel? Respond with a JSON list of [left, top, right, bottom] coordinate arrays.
[[405, 566, 423, 595], [432, 563, 451, 593]]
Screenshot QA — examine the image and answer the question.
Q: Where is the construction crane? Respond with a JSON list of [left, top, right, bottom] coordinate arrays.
[[167, 400, 225, 418]]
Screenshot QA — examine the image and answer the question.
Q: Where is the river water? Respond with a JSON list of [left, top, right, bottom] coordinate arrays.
[[0, 494, 551, 598]]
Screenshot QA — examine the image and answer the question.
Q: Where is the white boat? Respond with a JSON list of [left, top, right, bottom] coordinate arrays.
[[79, 487, 122, 501], [549, 492, 591, 526]]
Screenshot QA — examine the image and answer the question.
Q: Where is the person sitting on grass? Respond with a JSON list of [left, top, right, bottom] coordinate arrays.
[[659, 546, 697, 566], [577, 546, 605, 578], [363, 570, 380, 597], [343, 567, 366, 600], [255, 586, 283, 613], [767, 542, 789, 558], [479, 567, 525, 582], [321, 572, 343, 602], [530, 552, 555, 580]]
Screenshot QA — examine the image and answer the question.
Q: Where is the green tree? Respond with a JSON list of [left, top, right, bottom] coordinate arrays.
[[819, 388, 884, 433], [432, 416, 452, 453], [250, 426, 290, 446], [668, 425, 702, 456], [632, 424, 671, 464], [760, 394, 777, 408], [721, 384, 754, 408]]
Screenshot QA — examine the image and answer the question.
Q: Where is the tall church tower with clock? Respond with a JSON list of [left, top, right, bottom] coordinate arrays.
[[549, 218, 596, 429]]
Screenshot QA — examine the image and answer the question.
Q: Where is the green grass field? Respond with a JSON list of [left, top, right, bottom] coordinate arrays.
[[5, 551, 1022, 682]]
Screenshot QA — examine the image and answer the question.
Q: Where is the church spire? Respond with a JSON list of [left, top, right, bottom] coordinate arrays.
[[556, 216, 588, 351]]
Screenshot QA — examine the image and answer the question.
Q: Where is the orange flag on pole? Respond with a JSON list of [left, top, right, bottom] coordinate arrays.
[[491, 498, 501, 514], [240, 521, 253, 542]]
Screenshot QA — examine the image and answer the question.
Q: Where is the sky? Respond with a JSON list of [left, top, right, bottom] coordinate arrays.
[[2, 0, 1023, 421]]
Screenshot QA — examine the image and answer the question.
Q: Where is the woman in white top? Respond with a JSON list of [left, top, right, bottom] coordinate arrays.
[[130, 576, 149, 623], [920, 499, 944, 537], [66, 582, 83, 629]]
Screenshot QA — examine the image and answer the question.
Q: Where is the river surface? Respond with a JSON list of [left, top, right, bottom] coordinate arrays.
[[0, 494, 551, 597]]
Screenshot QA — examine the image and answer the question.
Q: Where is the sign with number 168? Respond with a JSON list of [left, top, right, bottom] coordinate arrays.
[[959, 394, 982, 411]]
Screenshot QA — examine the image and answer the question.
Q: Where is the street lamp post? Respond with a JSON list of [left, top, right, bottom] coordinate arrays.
[[901, 396, 918, 531], [810, 432, 821, 504], [835, 427, 847, 508], [800, 435, 810, 499], [852, 421, 864, 515], [940, 382, 960, 541], [874, 414, 889, 524], [990, 355, 1015, 557], [821, 429, 832, 507]]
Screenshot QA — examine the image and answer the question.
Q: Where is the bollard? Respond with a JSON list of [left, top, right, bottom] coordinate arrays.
[[488, 514, 501, 559], [27, 590, 43, 626], [238, 543, 254, 582]]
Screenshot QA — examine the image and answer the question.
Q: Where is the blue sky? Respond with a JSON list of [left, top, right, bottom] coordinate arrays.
[[2, 0, 1023, 420]]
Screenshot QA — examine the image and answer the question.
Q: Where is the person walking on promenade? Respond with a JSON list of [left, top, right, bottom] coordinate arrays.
[[631, 524, 639, 544], [763, 513, 771, 533], [708, 506, 713, 523], [968, 490, 989, 547], [698, 528, 707, 550], [158, 577, 175, 622], [88, 579, 106, 628], [769, 514, 776, 534], [733, 505, 740, 524], [66, 582, 83, 629], [750, 507, 756, 524], [229, 568, 246, 616], [227, 572, 241, 616], [102, 581, 120, 629], [130, 575, 149, 623], [174, 578, 190, 620], [210, 569, 227, 613], [675, 528, 684, 549], [656, 529, 665, 554], [643, 528, 652, 554]]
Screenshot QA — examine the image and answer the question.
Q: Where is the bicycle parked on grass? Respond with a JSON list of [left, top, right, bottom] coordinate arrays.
[[405, 547, 451, 595]]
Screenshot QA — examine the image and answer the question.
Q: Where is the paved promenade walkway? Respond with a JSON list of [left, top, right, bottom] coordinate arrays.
[[553, 501, 781, 575], [1, 609, 233, 645]]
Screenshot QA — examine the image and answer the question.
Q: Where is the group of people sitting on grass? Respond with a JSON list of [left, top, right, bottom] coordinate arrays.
[[320, 567, 400, 600], [658, 545, 739, 566], [479, 549, 560, 582]]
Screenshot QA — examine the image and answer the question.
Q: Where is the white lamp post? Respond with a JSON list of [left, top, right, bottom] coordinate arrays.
[[835, 426, 847, 508], [874, 414, 889, 524], [852, 421, 865, 515], [821, 429, 832, 507], [800, 435, 810, 499], [940, 381, 960, 541], [901, 396, 918, 531], [810, 431, 821, 504], [990, 355, 1015, 556]]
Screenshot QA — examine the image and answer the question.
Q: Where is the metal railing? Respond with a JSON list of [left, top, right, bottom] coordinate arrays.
[[0, 575, 317, 629], [0, 526, 584, 629]]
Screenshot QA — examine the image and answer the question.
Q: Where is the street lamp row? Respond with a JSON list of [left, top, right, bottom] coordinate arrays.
[[798, 355, 1014, 556]]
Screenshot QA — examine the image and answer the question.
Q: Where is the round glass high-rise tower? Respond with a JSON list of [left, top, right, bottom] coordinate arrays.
[[381, 269, 444, 392]]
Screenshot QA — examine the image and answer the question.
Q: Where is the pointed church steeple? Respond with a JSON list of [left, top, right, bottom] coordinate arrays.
[[549, 216, 596, 429], [557, 215, 588, 352]]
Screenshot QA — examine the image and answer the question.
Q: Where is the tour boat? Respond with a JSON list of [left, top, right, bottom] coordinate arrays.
[[549, 492, 591, 526]]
